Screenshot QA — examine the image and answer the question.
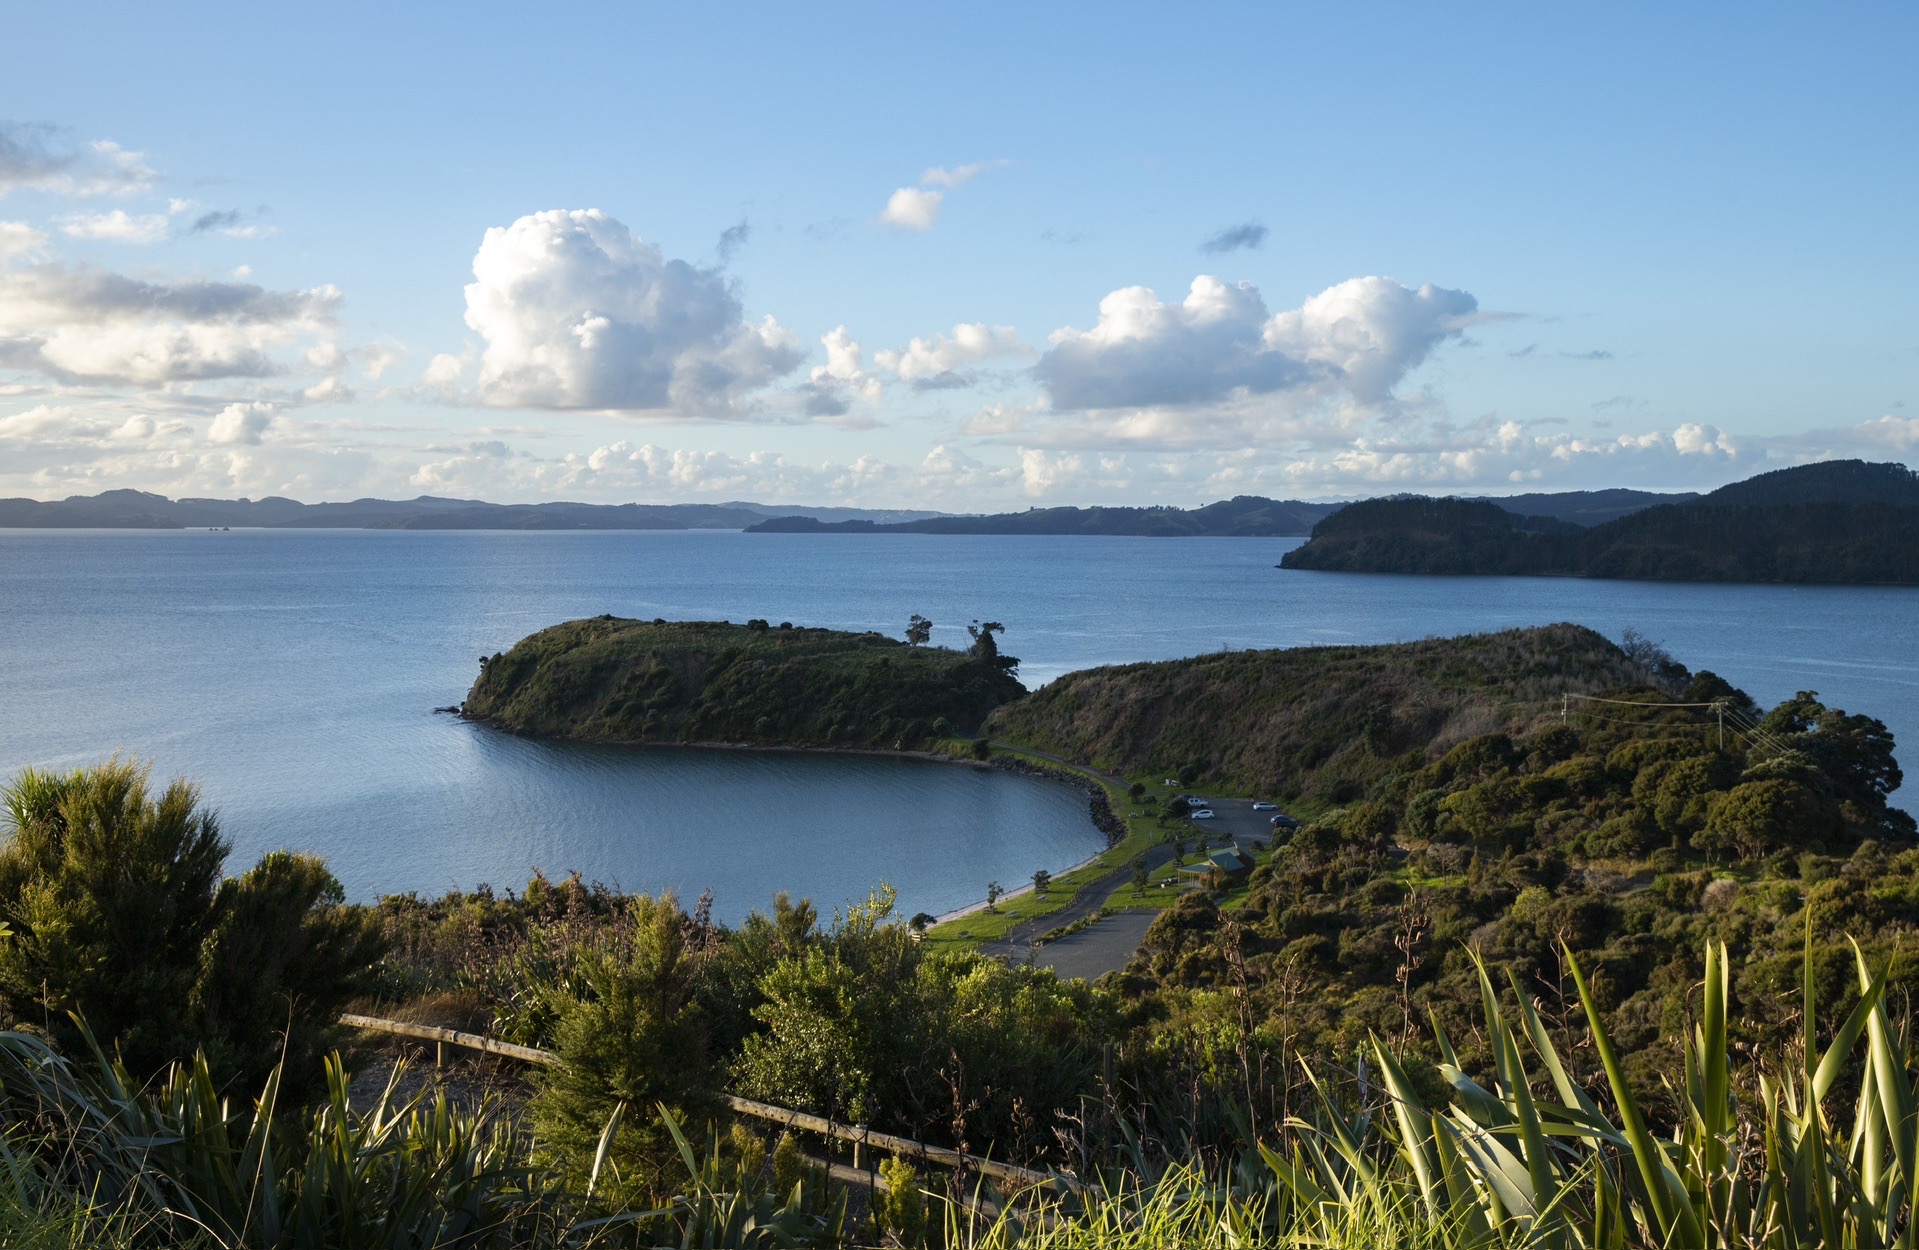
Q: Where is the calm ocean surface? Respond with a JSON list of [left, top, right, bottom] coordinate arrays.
[[3, 529, 1915, 916]]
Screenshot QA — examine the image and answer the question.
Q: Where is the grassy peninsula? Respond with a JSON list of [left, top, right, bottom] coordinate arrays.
[[1281, 459, 1919, 582], [463, 616, 1024, 750]]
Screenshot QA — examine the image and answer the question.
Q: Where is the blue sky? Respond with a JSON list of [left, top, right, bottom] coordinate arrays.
[[1, 2, 1913, 507]]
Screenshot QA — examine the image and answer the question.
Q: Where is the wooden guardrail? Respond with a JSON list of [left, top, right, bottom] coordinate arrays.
[[342, 1013, 1077, 1192], [339, 1014, 557, 1065]]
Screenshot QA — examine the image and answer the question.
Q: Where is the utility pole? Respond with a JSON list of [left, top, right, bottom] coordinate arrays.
[[1714, 700, 1724, 750], [1561, 693, 1568, 723]]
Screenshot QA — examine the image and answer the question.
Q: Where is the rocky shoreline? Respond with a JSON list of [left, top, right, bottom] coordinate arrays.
[[988, 755, 1125, 846]]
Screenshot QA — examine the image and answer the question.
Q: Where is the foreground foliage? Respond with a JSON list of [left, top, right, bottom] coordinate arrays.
[[0, 760, 383, 1091], [3, 930, 1918, 1247]]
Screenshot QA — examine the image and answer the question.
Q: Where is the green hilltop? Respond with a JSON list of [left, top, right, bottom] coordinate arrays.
[[987, 623, 1650, 805], [462, 616, 1024, 751]]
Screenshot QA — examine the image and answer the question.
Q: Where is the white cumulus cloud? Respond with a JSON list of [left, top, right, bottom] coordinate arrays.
[[0, 263, 341, 385], [462, 208, 803, 415], [800, 325, 883, 417], [879, 186, 944, 231], [1263, 276, 1483, 405], [877, 161, 1004, 231], [1036, 274, 1477, 413], [207, 400, 277, 445], [59, 209, 171, 244], [875, 322, 1026, 382]]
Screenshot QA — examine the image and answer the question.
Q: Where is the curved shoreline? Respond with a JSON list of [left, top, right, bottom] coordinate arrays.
[[458, 714, 1115, 909], [928, 753, 1127, 926]]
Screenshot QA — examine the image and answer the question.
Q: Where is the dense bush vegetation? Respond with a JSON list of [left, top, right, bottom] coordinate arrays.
[[463, 617, 1024, 751], [1099, 673, 1916, 1134], [0, 760, 382, 1090], [1280, 460, 1919, 582], [372, 877, 1111, 1176]]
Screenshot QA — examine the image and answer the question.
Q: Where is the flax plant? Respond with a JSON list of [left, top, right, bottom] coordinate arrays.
[[1269, 933, 1914, 1249]]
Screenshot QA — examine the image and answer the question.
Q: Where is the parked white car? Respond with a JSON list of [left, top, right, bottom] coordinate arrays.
[[1191, 808, 1216, 819], [1251, 801, 1277, 811]]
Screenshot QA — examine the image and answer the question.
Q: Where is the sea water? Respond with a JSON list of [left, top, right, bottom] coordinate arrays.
[[3, 528, 1913, 916]]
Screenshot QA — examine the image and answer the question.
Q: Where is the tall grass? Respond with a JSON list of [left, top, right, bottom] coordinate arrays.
[[1268, 933, 1912, 1248], [0, 1027, 558, 1248]]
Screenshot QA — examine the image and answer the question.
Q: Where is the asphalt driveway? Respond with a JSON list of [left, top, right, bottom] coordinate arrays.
[[980, 792, 1294, 980], [1029, 910, 1161, 980]]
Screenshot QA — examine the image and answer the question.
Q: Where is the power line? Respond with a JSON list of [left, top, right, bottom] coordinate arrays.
[[1559, 690, 1792, 758], [1565, 694, 1725, 709]]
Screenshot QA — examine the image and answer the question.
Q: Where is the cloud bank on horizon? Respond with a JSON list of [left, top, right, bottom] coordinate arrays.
[[0, 114, 1912, 510]]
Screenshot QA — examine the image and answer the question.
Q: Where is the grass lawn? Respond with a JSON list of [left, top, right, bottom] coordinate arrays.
[[918, 739, 1329, 945], [918, 741, 1175, 953]]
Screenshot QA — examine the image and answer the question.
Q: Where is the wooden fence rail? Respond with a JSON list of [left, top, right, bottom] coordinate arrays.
[[341, 1013, 1076, 1192], [339, 1014, 557, 1066]]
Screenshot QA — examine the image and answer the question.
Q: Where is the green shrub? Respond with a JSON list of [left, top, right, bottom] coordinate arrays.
[[771, 1130, 808, 1197], [0, 761, 225, 1075], [194, 851, 383, 1095], [873, 1155, 926, 1246], [0, 762, 381, 1089], [530, 892, 714, 1203]]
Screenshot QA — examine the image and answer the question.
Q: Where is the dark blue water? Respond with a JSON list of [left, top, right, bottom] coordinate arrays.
[[3, 529, 1914, 913]]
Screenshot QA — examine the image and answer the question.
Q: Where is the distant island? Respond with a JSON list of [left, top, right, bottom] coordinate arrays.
[[743, 487, 1689, 537], [0, 490, 947, 530], [746, 496, 1339, 536], [462, 616, 1025, 751], [1280, 460, 1919, 584], [2, 485, 1693, 534]]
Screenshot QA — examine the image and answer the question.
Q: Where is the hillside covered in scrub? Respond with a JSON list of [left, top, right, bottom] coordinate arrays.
[[986, 623, 1650, 805], [1279, 459, 1919, 582], [463, 616, 1024, 751], [1118, 657, 1916, 1106]]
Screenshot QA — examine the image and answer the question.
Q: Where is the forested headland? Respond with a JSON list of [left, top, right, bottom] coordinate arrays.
[[1280, 459, 1919, 582], [462, 616, 1024, 751]]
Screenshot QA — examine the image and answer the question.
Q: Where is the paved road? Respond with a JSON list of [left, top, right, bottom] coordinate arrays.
[[976, 767, 1295, 978], [976, 840, 1174, 965], [1029, 910, 1161, 980]]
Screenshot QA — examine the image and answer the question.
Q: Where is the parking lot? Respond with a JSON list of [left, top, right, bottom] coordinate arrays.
[[1175, 794, 1293, 850]]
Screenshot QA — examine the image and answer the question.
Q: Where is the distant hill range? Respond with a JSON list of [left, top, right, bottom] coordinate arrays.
[[0, 483, 1710, 536], [0, 490, 949, 530], [1280, 460, 1919, 584], [746, 496, 1341, 536], [743, 488, 1692, 537]]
